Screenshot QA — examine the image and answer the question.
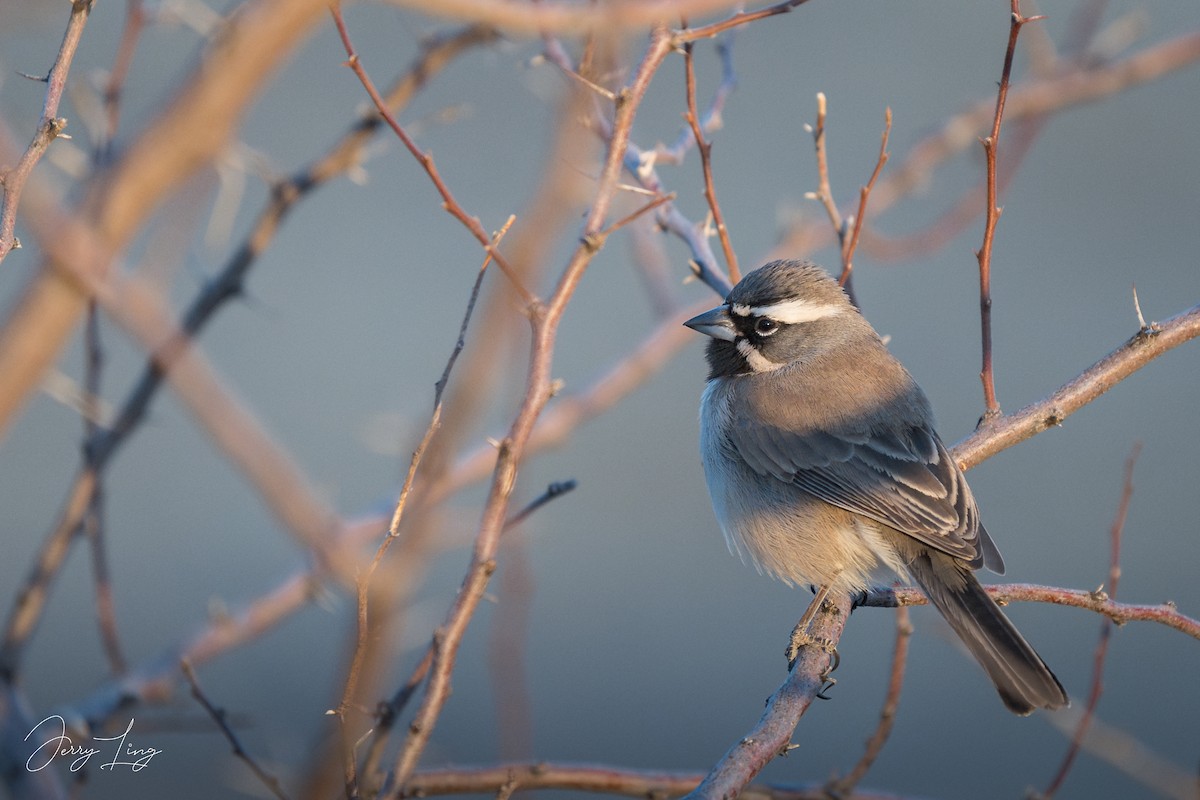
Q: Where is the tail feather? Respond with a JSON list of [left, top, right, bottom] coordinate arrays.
[[909, 553, 1068, 715]]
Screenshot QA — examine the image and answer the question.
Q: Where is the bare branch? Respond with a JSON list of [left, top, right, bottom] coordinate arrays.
[[404, 760, 913, 800], [683, 38, 740, 282], [954, 303, 1200, 469], [330, 4, 532, 306], [839, 107, 890, 296], [0, 0, 94, 264], [0, 0, 332, 445], [336, 218, 510, 796], [182, 660, 291, 800], [1041, 444, 1141, 797], [384, 27, 678, 795], [860, 584, 1200, 641], [975, 1, 1044, 421], [683, 592, 852, 800]]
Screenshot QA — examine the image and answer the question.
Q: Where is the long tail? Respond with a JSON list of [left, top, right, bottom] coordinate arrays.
[[908, 552, 1069, 715]]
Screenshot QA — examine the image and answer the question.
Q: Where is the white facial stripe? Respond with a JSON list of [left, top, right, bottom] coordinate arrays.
[[730, 303, 752, 317], [736, 339, 783, 373], [747, 298, 842, 324]]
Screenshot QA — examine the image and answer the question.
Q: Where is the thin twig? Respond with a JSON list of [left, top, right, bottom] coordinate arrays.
[[975, 2, 1044, 421], [683, 38, 740, 282], [673, 0, 813, 44], [98, 0, 148, 158], [1040, 443, 1141, 798], [775, 33, 1200, 269], [181, 660, 291, 800], [0, 0, 94, 264], [337, 218, 511, 797], [383, 26, 677, 798], [807, 92, 846, 257], [0, 22, 490, 684], [840, 108, 890, 294], [330, 4, 533, 307]]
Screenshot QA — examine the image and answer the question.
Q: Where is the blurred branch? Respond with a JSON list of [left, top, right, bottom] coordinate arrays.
[[825, 606, 911, 797], [0, 20, 490, 684], [1040, 444, 1141, 798], [0, 0, 332, 446], [772, 30, 1200, 263], [0, 0, 94, 265], [384, 26, 677, 796], [98, 0, 148, 156], [387, 0, 800, 37], [81, 305, 126, 677], [1043, 705, 1197, 800]]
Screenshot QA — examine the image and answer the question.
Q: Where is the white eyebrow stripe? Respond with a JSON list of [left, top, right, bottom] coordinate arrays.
[[730, 303, 752, 317], [748, 299, 842, 324]]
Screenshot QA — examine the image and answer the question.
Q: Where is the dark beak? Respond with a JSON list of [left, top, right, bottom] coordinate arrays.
[[684, 305, 737, 342]]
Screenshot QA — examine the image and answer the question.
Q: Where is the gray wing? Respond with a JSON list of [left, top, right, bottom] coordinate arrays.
[[729, 416, 998, 570]]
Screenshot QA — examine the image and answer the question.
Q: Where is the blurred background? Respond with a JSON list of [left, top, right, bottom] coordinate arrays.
[[0, 1, 1197, 798]]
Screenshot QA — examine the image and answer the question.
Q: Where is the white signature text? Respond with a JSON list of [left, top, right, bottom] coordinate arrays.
[[25, 715, 162, 773]]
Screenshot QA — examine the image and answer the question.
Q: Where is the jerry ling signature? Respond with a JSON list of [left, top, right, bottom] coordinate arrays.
[[25, 715, 163, 773]]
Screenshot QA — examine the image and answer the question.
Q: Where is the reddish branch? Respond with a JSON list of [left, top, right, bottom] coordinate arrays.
[[336, 220, 510, 796], [862, 583, 1200, 641], [1041, 444, 1141, 797], [683, 39, 740, 282], [0, 0, 94, 264], [379, 26, 677, 797], [805, 98, 890, 302], [330, 4, 531, 306], [976, 1, 1044, 420], [840, 108, 890, 293]]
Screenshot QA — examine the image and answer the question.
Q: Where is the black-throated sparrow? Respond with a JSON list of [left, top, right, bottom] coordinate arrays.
[[685, 259, 1067, 715]]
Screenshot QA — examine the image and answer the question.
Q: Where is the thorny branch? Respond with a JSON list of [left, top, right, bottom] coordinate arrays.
[[336, 218, 512, 796], [330, 4, 532, 306], [975, 1, 1044, 421], [0, 21, 494, 684], [683, 37, 740, 282], [182, 660, 291, 800], [0, 0, 93, 264]]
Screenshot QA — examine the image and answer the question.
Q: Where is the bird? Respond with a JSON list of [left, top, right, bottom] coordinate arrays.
[[684, 259, 1068, 715]]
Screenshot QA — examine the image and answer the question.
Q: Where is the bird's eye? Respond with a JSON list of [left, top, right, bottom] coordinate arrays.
[[754, 317, 779, 336]]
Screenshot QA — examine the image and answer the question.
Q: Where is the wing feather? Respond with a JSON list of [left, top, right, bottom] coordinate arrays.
[[728, 415, 985, 565]]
